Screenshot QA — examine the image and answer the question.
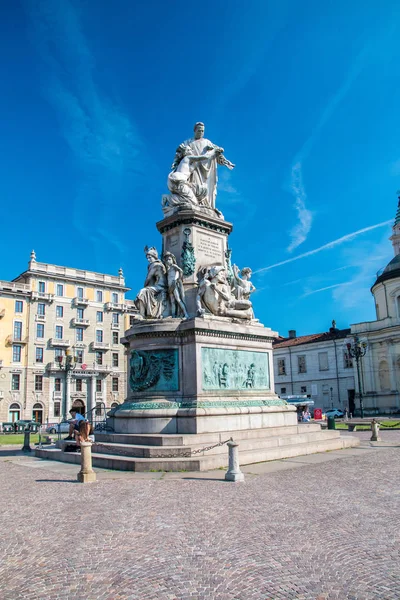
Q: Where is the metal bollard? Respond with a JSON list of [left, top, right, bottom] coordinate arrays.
[[22, 428, 32, 452], [225, 439, 244, 482], [77, 441, 97, 483], [370, 419, 381, 442]]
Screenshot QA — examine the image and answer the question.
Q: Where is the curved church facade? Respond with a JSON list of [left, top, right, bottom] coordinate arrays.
[[351, 197, 400, 414]]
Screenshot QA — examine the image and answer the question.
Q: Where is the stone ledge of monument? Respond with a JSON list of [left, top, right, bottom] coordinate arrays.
[[95, 425, 323, 447], [94, 433, 185, 446], [124, 320, 278, 340], [155, 209, 233, 233], [113, 403, 293, 417]]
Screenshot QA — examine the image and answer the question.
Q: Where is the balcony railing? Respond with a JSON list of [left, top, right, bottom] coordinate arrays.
[[90, 341, 110, 351], [111, 323, 120, 330], [71, 318, 90, 327], [31, 291, 54, 302], [95, 364, 112, 372], [53, 391, 62, 398], [72, 297, 89, 307], [0, 280, 30, 293], [35, 314, 46, 322], [105, 302, 127, 312], [6, 335, 28, 345], [49, 338, 71, 348]]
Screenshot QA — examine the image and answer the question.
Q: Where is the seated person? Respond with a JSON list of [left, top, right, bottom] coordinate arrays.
[[64, 409, 86, 442]]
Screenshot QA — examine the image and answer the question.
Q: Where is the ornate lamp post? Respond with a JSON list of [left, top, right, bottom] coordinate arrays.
[[56, 348, 77, 420], [345, 336, 368, 419]]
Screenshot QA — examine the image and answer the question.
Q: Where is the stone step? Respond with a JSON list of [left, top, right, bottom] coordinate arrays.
[[36, 434, 359, 471], [94, 423, 323, 447], [88, 429, 342, 458]]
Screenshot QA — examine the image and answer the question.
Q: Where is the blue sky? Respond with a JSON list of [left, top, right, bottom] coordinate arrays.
[[1, 0, 400, 336]]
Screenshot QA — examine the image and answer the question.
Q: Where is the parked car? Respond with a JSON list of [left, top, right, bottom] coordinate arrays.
[[325, 408, 345, 419], [46, 422, 70, 434]]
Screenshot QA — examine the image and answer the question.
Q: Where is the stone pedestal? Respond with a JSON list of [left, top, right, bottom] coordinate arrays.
[[109, 205, 293, 439], [157, 208, 232, 315], [110, 316, 295, 435]]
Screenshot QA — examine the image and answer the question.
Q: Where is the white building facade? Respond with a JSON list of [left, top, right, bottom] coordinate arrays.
[[273, 324, 356, 413]]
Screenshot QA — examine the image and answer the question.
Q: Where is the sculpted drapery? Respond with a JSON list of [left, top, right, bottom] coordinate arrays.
[[170, 122, 234, 210]]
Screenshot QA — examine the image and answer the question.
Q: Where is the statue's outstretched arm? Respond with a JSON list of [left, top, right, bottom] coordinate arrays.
[[217, 154, 235, 170]]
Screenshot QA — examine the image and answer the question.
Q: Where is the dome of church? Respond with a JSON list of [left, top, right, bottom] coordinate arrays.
[[372, 254, 400, 288]]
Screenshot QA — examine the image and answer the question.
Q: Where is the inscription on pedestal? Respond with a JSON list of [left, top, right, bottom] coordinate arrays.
[[202, 347, 270, 391], [197, 232, 223, 265], [165, 234, 179, 253]]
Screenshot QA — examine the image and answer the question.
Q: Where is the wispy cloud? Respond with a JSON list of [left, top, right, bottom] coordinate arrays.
[[287, 162, 313, 252], [302, 282, 352, 298], [254, 220, 392, 274], [24, 0, 146, 265]]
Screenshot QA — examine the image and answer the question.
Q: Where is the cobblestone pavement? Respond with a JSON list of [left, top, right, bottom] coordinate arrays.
[[1, 432, 400, 600]]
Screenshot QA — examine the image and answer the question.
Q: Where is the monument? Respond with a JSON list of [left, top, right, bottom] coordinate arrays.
[[36, 123, 359, 471], [108, 121, 292, 438]]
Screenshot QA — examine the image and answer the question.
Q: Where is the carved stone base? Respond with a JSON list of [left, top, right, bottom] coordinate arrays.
[[112, 317, 287, 435]]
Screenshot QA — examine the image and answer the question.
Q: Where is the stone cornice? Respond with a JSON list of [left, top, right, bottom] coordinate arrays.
[[128, 327, 275, 344], [156, 211, 233, 236]]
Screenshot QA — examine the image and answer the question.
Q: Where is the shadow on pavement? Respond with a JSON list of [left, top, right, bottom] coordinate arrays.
[[0, 449, 26, 457], [180, 477, 227, 482], [35, 478, 79, 484]]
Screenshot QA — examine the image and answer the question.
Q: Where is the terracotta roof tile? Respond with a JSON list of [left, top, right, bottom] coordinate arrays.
[[273, 328, 351, 349]]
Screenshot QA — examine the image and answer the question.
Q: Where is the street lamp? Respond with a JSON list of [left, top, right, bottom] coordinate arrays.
[[344, 336, 368, 419], [330, 387, 333, 408], [56, 348, 77, 420]]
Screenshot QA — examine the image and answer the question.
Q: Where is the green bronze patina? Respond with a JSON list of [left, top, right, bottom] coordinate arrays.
[[181, 227, 196, 277], [115, 398, 286, 411], [129, 349, 179, 392], [202, 347, 270, 391]]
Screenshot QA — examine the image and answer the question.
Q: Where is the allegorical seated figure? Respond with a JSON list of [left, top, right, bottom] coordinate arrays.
[[163, 252, 189, 319], [167, 144, 223, 208], [196, 265, 253, 320], [134, 246, 167, 319]]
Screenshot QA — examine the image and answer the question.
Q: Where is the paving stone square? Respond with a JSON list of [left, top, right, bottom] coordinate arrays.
[[0, 431, 399, 599]]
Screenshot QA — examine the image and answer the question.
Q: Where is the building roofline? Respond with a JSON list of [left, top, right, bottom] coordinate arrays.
[[13, 268, 130, 292], [273, 328, 351, 349]]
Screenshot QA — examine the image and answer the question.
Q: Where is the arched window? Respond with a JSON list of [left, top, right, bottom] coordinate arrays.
[[9, 402, 21, 423], [32, 402, 44, 424], [71, 399, 85, 415], [378, 360, 390, 391]]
